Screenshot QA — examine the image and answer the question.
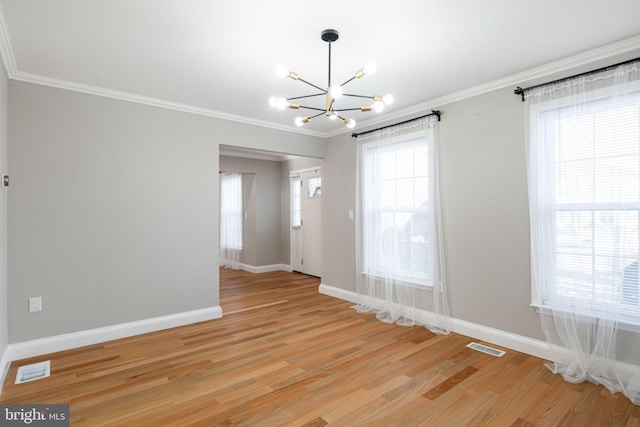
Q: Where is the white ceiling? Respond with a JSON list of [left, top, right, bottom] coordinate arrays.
[[0, 0, 639, 138]]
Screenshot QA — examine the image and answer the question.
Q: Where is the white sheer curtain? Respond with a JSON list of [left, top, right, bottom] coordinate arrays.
[[354, 115, 450, 334], [220, 172, 243, 269], [526, 59, 640, 404]]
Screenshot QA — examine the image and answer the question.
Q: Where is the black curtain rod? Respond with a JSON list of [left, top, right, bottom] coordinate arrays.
[[351, 110, 441, 138], [514, 56, 640, 101]]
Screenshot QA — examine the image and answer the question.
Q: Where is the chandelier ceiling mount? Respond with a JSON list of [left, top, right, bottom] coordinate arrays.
[[269, 29, 393, 129]]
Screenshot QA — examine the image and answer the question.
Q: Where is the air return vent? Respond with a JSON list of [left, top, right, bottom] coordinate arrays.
[[466, 342, 506, 357], [15, 360, 51, 384]]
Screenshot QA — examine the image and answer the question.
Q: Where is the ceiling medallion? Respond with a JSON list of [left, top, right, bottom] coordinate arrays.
[[269, 29, 393, 129]]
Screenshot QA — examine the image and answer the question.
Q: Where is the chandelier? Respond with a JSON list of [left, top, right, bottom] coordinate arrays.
[[269, 29, 393, 129]]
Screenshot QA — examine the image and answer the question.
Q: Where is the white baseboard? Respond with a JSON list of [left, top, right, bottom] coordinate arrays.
[[278, 264, 294, 273], [4, 306, 222, 365], [319, 283, 556, 361], [319, 283, 363, 305], [320, 283, 640, 378], [0, 348, 10, 395], [251, 263, 292, 273], [221, 261, 292, 274], [220, 260, 293, 274]]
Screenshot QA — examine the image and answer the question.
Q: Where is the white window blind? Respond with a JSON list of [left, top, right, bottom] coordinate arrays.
[[291, 178, 301, 227], [220, 172, 243, 251], [361, 134, 432, 286], [528, 80, 640, 323]]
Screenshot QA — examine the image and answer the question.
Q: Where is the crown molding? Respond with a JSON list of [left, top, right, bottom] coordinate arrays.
[[327, 34, 640, 139], [0, 3, 16, 77], [10, 71, 327, 138], [0, 4, 325, 139], [0, 0, 638, 142], [0, 1, 323, 137], [219, 147, 298, 162]]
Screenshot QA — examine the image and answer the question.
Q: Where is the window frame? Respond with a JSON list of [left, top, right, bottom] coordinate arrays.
[[528, 82, 640, 326], [360, 131, 433, 288]]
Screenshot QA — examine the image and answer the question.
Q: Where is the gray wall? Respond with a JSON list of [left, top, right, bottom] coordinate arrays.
[[321, 53, 640, 346], [438, 86, 540, 339], [242, 173, 257, 266], [321, 87, 550, 340], [219, 155, 283, 267], [318, 140, 357, 288], [6, 46, 639, 363], [219, 155, 323, 268], [321, 86, 544, 339], [8, 81, 326, 343], [0, 56, 8, 359]]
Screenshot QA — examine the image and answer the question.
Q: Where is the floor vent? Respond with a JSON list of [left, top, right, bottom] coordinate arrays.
[[15, 360, 51, 384], [466, 342, 506, 357]]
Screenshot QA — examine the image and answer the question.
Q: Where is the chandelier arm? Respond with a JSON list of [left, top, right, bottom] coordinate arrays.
[[309, 112, 326, 119], [297, 77, 326, 93], [342, 93, 375, 99], [297, 106, 327, 112], [334, 107, 366, 112], [286, 93, 326, 101], [340, 76, 357, 87]]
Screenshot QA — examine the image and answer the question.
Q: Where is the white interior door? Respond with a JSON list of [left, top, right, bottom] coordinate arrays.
[[301, 169, 322, 277], [290, 168, 322, 277]]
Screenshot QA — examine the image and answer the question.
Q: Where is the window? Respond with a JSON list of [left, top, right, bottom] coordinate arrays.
[[290, 177, 301, 227], [361, 134, 432, 286], [354, 115, 447, 330], [528, 79, 640, 323], [308, 177, 322, 198], [220, 172, 243, 251]]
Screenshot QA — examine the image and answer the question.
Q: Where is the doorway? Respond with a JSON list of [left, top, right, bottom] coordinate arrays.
[[290, 167, 322, 277]]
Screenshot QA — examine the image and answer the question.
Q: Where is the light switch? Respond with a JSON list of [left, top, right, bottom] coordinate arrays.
[[348, 210, 354, 220], [29, 297, 42, 312]]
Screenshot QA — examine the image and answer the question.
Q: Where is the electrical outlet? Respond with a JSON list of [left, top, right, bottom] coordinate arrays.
[[28, 297, 42, 313]]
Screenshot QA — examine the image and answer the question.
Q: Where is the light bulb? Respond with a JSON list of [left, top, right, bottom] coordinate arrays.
[[373, 101, 384, 113], [343, 118, 356, 128], [328, 113, 337, 120], [383, 94, 394, 105], [269, 96, 278, 108], [295, 116, 310, 126], [276, 97, 288, 110], [362, 61, 377, 75], [330, 86, 343, 99], [275, 64, 290, 78]]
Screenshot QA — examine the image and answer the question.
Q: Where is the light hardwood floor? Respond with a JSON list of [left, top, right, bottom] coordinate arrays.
[[1, 268, 638, 426]]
